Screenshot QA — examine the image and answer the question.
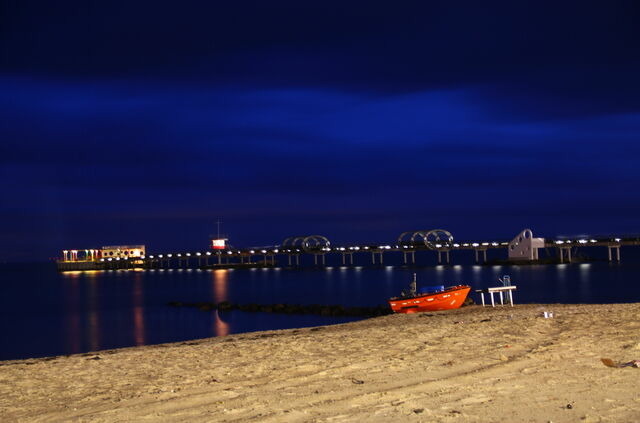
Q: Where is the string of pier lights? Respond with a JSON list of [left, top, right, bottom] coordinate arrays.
[[553, 237, 620, 245], [96, 236, 630, 265], [101, 241, 514, 263]]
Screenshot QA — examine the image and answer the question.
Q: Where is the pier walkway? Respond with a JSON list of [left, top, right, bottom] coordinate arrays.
[[87, 231, 639, 270]]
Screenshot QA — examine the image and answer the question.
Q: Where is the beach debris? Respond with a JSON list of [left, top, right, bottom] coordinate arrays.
[[542, 311, 554, 318], [566, 403, 573, 409], [600, 358, 640, 368], [351, 378, 365, 384], [413, 408, 424, 414]]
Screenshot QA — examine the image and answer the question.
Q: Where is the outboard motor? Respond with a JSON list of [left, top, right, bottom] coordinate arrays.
[[408, 273, 417, 296]]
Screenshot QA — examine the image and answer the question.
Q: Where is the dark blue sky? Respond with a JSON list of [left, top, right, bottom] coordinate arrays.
[[1, 1, 639, 261]]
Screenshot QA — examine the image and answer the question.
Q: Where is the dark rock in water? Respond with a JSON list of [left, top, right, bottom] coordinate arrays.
[[198, 303, 215, 312], [284, 304, 302, 314], [217, 301, 233, 312], [238, 303, 259, 312], [170, 299, 392, 317]]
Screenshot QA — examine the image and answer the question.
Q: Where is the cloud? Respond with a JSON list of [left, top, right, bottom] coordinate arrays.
[[3, 76, 640, 186]]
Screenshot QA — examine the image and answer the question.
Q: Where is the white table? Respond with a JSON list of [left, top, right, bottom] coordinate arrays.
[[476, 286, 517, 307]]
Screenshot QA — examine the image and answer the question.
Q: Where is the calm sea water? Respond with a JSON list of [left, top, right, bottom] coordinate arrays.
[[1, 259, 639, 361]]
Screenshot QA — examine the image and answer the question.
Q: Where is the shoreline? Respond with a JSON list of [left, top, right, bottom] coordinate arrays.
[[1, 303, 640, 422]]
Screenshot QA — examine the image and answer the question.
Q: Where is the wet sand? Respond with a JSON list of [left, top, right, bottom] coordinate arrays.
[[1, 303, 639, 422]]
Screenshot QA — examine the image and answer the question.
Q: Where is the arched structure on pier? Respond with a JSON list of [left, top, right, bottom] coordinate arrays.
[[397, 229, 454, 249], [508, 228, 545, 261], [281, 235, 331, 253]]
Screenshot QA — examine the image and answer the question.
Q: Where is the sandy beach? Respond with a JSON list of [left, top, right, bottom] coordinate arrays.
[[1, 303, 639, 422]]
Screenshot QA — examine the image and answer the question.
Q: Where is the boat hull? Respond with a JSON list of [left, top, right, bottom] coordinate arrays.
[[388, 285, 471, 313]]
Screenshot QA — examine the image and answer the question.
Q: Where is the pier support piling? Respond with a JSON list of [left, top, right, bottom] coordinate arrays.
[[558, 247, 572, 263], [341, 252, 353, 265], [608, 246, 621, 262], [474, 249, 488, 264], [618, 247, 621, 262], [438, 250, 450, 264], [403, 251, 416, 264]]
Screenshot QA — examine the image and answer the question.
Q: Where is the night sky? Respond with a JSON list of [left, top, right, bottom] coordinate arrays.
[[2, 1, 640, 262]]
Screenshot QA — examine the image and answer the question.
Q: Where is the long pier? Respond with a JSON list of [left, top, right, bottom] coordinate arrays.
[[58, 230, 640, 271]]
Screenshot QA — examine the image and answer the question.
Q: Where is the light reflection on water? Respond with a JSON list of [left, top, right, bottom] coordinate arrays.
[[211, 270, 229, 304], [211, 270, 230, 336], [132, 273, 145, 346], [64, 274, 81, 354], [578, 263, 591, 299]]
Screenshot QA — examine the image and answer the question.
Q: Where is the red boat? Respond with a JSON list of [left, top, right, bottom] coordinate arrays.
[[388, 274, 471, 313]]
